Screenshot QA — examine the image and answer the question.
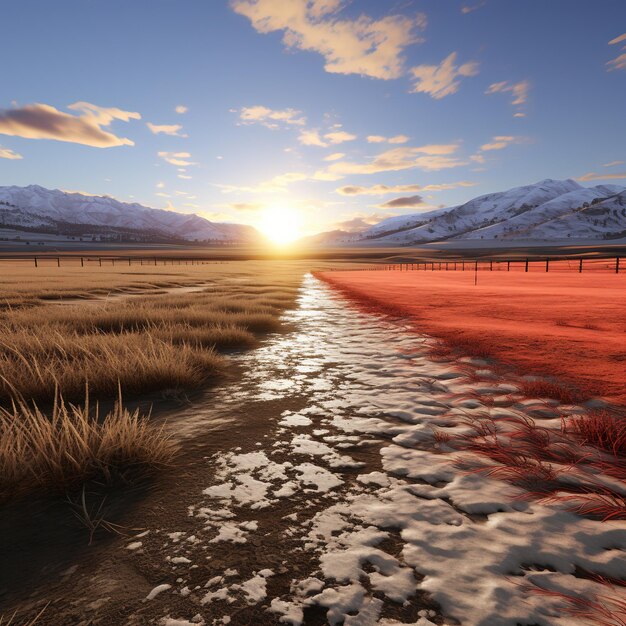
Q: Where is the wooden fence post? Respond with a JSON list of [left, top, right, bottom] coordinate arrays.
[[616, 257, 620, 274], [525, 258, 529, 272], [99, 257, 102, 267], [80, 257, 84, 267], [545, 259, 549, 272], [579, 258, 583, 273], [34, 257, 38, 268], [57, 257, 60, 267]]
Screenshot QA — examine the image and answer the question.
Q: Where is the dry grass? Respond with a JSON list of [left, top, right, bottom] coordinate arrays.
[[0, 392, 176, 501], [568, 410, 626, 456], [0, 261, 307, 503]]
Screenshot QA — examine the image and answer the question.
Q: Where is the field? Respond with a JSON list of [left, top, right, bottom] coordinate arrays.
[[318, 264, 626, 407], [1, 255, 625, 626], [0, 261, 306, 502]]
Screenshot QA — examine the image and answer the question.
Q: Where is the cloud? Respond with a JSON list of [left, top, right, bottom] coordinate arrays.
[[327, 144, 465, 175], [336, 180, 476, 195], [178, 174, 192, 179], [216, 171, 308, 194], [461, 2, 486, 13], [298, 128, 356, 147], [299, 129, 327, 146], [366, 134, 408, 144], [156, 181, 165, 189], [325, 130, 356, 144], [231, 0, 425, 79], [603, 160, 624, 167], [324, 152, 345, 161], [333, 213, 384, 232], [410, 52, 479, 99], [0, 102, 140, 147], [479, 135, 527, 151], [485, 80, 530, 115], [228, 202, 265, 211], [175, 105, 188, 114], [576, 171, 626, 182], [238, 105, 305, 129], [158, 151, 196, 166], [609, 32, 626, 45], [377, 194, 425, 209], [607, 51, 626, 71], [147, 122, 187, 137], [0, 146, 23, 160]]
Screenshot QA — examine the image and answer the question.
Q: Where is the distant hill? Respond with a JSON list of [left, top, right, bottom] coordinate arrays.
[[0, 185, 260, 243], [314, 179, 626, 246]]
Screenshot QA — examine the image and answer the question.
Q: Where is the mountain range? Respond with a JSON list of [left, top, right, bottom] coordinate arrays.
[[0, 185, 259, 243], [0, 179, 625, 246], [351, 179, 626, 245]]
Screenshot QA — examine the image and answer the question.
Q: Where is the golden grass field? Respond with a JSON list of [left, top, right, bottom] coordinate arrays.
[[0, 261, 310, 502]]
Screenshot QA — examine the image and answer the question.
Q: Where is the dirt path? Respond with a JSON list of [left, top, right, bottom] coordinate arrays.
[[3, 275, 625, 626]]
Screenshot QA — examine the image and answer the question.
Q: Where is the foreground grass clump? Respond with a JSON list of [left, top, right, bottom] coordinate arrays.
[[568, 410, 626, 456], [0, 330, 224, 405], [0, 394, 176, 500]]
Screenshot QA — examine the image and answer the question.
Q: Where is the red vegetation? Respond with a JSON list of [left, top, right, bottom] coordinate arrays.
[[316, 269, 626, 407], [568, 410, 626, 456]]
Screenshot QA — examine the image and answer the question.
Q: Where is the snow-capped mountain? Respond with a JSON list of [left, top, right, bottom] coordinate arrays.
[[359, 179, 626, 244], [0, 185, 260, 243]]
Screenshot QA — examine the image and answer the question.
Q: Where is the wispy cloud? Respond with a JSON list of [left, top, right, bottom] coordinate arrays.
[[216, 171, 308, 194], [366, 134, 409, 144], [333, 213, 386, 232], [0, 146, 23, 160], [238, 105, 306, 129], [324, 152, 345, 161], [147, 122, 187, 137], [231, 0, 425, 80], [485, 80, 530, 116], [603, 160, 624, 167], [336, 180, 477, 195], [377, 194, 426, 209], [0, 102, 140, 147], [298, 128, 356, 147], [410, 52, 479, 99], [461, 2, 486, 14], [607, 32, 626, 71], [479, 135, 527, 151], [298, 129, 327, 146], [327, 144, 465, 175], [158, 151, 196, 166], [175, 105, 188, 114], [577, 171, 626, 182], [227, 202, 265, 211], [324, 130, 356, 144]]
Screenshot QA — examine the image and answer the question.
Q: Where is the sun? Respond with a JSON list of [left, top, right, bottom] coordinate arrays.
[[258, 206, 302, 245]]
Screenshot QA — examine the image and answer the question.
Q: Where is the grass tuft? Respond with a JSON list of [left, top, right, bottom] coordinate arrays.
[[0, 391, 177, 500]]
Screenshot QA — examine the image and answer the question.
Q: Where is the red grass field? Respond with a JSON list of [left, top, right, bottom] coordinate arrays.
[[317, 268, 626, 407]]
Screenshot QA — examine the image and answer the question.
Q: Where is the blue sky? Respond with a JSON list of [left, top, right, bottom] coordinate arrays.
[[1, 0, 625, 236]]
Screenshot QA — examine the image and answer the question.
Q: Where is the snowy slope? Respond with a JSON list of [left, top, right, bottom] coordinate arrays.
[[0, 185, 260, 242], [364, 179, 626, 244]]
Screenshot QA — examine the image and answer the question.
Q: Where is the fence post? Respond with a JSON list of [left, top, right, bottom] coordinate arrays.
[[57, 257, 60, 268], [34, 257, 38, 268], [525, 258, 529, 272], [99, 257, 102, 267], [545, 258, 549, 273], [579, 258, 583, 273], [128, 257, 131, 266], [80, 257, 84, 267], [507, 260, 510, 271], [616, 257, 620, 274]]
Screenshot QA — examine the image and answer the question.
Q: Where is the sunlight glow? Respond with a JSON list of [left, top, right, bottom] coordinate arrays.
[[258, 206, 302, 245]]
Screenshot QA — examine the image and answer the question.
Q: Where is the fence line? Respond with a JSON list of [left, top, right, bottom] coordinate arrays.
[[338, 256, 622, 274], [0, 256, 227, 268]]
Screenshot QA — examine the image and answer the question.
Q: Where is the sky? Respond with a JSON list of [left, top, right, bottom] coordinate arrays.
[[1, 0, 625, 238]]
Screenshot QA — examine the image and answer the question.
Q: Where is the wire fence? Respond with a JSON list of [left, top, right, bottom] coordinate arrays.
[[348, 256, 623, 274], [0, 256, 221, 268]]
